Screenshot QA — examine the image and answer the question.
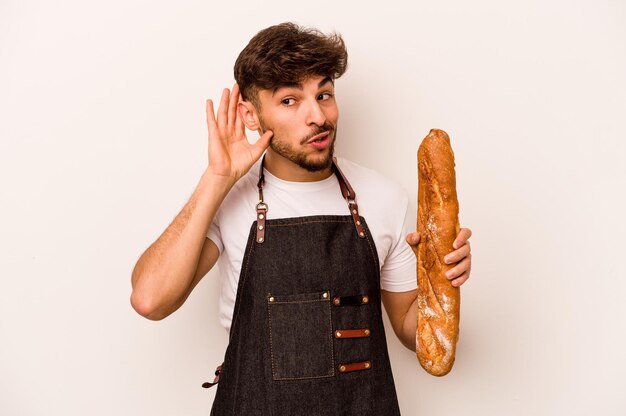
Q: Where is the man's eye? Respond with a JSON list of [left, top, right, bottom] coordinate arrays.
[[281, 98, 295, 106], [318, 92, 333, 101]]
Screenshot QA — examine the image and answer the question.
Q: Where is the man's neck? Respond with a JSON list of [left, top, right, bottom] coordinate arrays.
[[263, 150, 333, 182]]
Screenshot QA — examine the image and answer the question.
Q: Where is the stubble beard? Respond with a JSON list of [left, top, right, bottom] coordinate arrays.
[[261, 121, 337, 173]]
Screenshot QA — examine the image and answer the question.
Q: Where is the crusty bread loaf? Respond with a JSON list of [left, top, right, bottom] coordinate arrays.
[[415, 128, 460, 377]]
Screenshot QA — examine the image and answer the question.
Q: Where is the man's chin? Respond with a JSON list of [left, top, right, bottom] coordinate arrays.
[[303, 158, 332, 172], [303, 147, 335, 172], [268, 134, 336, 173]]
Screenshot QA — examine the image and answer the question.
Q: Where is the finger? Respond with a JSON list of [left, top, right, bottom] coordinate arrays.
[[451, 270, 470, 287], [443, 243, 471, 265], [453, 227, 472, 249], [217, 88, 230, 129], [405, 232, 421, 246], [206, 99, 218, 135], [228, 84, 239, 129], [445, 254, 471, 280], [249, 130, 273, 160], [234, 101, 246, 138]]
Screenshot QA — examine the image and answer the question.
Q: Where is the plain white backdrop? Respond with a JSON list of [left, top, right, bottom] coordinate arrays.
[[1, 0, 625, 414]]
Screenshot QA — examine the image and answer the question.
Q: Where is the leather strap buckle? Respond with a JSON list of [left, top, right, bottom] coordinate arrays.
[[256, 202, 268, 244], [334, 328, 371, 339], [338, 361, 372, 373]]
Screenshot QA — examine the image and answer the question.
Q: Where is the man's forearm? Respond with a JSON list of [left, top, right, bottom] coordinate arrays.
[[130, 170, 234, 319], [397, 298, 419, 351], [382, 289, 419, 352]]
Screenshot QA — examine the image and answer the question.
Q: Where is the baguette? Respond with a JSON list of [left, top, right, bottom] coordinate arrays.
[[415, 128, 460, 376]]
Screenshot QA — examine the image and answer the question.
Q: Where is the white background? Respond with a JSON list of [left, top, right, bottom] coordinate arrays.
[[1, 0, 625, 415]]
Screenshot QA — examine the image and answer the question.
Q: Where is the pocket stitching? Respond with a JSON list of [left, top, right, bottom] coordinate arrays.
[[267, 293, 335, 381]]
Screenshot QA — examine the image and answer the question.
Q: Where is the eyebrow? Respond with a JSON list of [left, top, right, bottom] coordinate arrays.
[[272, 76, 334, 96]]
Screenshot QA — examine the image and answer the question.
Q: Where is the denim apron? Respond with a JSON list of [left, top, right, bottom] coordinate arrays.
[[210, 158, 401, 415]]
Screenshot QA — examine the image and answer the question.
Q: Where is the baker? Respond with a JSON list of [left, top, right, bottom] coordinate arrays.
[[130, 22, 473, 415]]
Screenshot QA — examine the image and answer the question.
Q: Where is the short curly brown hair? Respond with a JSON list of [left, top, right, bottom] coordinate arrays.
[[234, 22, 348, 110]]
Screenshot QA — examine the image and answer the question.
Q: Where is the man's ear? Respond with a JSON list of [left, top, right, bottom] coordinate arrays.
[[238, 101, 261, 131]]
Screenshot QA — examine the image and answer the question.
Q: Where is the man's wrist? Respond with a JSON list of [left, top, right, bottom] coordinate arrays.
[[194, 168, 238, 206]]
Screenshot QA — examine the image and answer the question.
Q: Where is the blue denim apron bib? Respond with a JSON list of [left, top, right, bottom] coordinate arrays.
[[210, 158, 401, 415]]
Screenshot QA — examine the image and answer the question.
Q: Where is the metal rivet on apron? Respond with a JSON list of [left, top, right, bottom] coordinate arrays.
[[268, 296, 274, 302], [259, 214, 264, 219], [258, 225, 264, 230], [333, 297, 340, 306], [364, 329, 371, 336], [362, 295, 369, 304], [359, 231, 365, 238], [335, 331, 342, 338], [352, 209, 357, 215], [356, 220, 361, 225], [258, 237, 264, 243], [339, 365, 346, 373], [364, 362, 371, 369], [322, 292, 328, 299]]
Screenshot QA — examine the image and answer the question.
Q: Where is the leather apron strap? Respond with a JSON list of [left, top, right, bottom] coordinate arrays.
[[255, 155, 366, 243]]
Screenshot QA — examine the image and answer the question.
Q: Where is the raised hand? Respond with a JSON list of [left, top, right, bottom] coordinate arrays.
[[205, 84, 273, 181]]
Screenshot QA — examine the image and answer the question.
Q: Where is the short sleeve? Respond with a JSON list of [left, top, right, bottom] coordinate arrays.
[[206, 214, 224, 254], [379, 193, 417, 292]]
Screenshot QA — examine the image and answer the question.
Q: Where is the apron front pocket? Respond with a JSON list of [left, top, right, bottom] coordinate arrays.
[[266, 291, 334, 380]]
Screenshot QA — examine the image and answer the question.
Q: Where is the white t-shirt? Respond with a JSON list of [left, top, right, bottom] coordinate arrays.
[[207, 157, 417, 331]]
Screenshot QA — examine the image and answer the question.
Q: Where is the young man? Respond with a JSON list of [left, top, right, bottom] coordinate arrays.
[[131, 22, 472, 415]]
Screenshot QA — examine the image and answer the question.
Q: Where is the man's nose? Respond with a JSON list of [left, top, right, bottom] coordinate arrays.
[[304, 100, 326, 126]]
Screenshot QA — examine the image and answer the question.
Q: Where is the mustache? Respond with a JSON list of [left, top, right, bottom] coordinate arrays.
[[299, 122, 336, 145]]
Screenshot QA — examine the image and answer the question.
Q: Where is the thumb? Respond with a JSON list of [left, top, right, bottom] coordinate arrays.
[[251, 130, 272, 158], [406, 232, 421, 246], [406, 232, 420, 255]]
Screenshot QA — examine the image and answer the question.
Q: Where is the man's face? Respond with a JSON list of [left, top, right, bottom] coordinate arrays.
[[256, 75, 339, 173]]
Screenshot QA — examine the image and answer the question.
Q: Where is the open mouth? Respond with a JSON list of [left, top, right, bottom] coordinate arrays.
[[306, 131, 331, 144]]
